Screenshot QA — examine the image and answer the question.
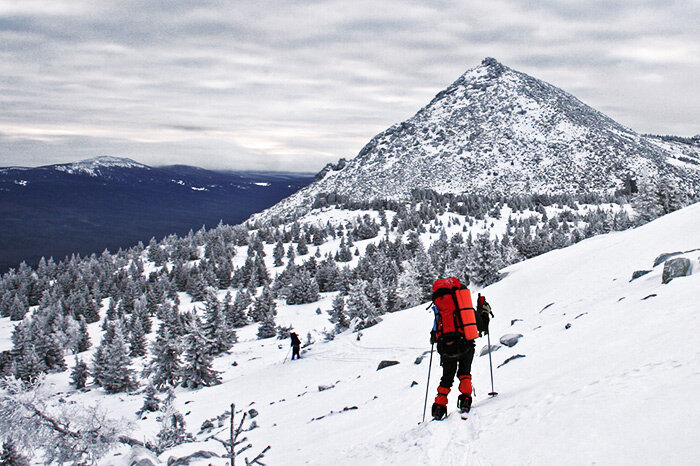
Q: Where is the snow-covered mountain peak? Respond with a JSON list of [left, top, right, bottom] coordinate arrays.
[[53, 156, 150, 176], [255, 58, 700, 222]]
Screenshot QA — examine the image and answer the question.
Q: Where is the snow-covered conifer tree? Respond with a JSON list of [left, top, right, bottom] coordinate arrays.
[[201, 291, 235, 355], [257, 312, 277, 339], [228, 288, 250, 328], [70, 357, 89, 389], [100, 323, 137, 393], [273, 240, 285, 267], [396, 260, 422, 310], [329, 294, 349, 332], [75, 315, 92, 353], [249, 285, 276, 323], [345, 281, 378, 330], [180, 319, 221, 388], [145, 323, 182, 391]]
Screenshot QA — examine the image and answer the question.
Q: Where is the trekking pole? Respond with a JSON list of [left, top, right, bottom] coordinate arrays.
[[283, 347, 291, 364], [486, 332, 498, 397], [421, 342, 435, 423]]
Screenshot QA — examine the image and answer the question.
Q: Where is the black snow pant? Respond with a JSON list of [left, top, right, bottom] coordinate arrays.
[[291, 345, 301, 360], [439, 343, 475, 391]]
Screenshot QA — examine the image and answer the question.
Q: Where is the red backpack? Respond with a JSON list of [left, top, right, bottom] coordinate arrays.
[[432, 277, 478, 358]]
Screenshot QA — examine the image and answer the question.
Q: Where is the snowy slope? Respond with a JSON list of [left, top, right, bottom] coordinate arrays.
[[4, 204, 698, 465], [86, 203, 699, 464]]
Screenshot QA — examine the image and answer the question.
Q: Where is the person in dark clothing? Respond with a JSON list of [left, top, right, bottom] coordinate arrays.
[[290, 332, 301, 360], [429, 277, 492, 420]]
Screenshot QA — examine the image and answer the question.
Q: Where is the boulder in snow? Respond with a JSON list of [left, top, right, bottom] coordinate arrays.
[[653, 251, 683, 267], [499, 334, 523, 347], [630, 270, 651, 281], [377, 360, 400, 370], [479, 344, 500, 356], [662, 258, 692, 284]]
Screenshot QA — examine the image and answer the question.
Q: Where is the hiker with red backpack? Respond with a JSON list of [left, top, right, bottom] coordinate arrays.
[[429, 277, 492, 420]]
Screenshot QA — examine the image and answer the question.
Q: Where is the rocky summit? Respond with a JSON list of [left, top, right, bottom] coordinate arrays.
[[260, 58, 700, 220]]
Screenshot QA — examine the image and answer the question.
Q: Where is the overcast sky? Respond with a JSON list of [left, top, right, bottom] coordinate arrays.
[[1, 1, 698, 172]]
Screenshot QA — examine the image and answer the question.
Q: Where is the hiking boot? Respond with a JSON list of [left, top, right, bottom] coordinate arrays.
[[457, 394, 472, 413], [431, 402, 447, 420]]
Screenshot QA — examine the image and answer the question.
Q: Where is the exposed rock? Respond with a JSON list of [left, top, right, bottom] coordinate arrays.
[[630, 270, 651, 281], [497, 354, 525, 368], [565, 323, 572, 329], [499, 334, 523, 347], [248, 408, 259, 418], [167, 450, 220, 466], [654, 251, 683, 267], [410, 381, 418, 387], [540, 303, 555, 313], [318, 384, 335, 391], [662, 257, 692, 284], [377, 360, 400, 370], [510, 319, 523, 326], [479, 344, 501, 356], [642, 294, 657, 300]]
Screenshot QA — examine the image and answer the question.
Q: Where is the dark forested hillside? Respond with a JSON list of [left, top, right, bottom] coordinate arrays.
[[0, 157, 314, 272]]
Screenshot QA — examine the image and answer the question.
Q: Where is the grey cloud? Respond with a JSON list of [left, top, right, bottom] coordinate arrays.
[[0, 0, 698, 172]]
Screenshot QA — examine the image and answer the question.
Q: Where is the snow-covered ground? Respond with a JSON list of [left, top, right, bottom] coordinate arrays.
[[2, 204, 699, 465]]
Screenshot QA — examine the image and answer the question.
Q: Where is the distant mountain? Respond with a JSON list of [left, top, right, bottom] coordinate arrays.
[[259, 58, 700, 221], [0, 157, 314, 272]]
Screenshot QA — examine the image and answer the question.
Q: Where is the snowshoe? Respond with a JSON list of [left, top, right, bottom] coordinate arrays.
[[457, 394, 472, 414], [431, 402, 447, 420]]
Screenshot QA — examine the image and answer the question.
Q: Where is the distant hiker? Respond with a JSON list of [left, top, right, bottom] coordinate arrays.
[[429, 277, 492, 420], [290, 332, 301, 360]]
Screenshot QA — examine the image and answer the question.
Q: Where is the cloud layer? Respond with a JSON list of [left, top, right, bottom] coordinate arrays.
[[1, 0, 698, 171]]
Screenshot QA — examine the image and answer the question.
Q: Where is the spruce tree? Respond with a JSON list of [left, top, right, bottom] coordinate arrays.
[[75, 316, 92, 353], [345, 281, 378, 330], [297, 235, 309, 256], [257, 312, 277, 339], [0, 440, 30, 466], [156, 390, 193, 450], [201, 291, 235, 355], [129, 314, 147, 358], [469, 232, 505, 286], [396, 260, 422, 310], [249, 285, 276, 323], [180, 319, 221, 388], [100, 323, 137, 393], [146, 323, 182, 391], [138, 382, 160, 416], [70, 357, 89, 389], [273, 241, 285, 267], [227, 289, 250, 328], [329, 294, 349, 332], [13, 344, 46, 384]]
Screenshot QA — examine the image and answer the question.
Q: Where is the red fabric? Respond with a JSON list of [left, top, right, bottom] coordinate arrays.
[[458, 375, 472, 395], [435, 385, 450, 406], [433, 277, 460, 293]]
